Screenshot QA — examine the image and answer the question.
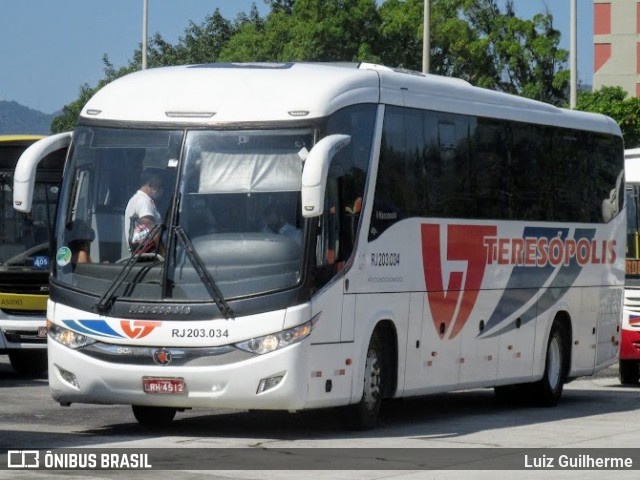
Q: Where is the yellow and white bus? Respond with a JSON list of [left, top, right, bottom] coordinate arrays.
[[14, 63, 624, 427], [0, 135, 64, 375]]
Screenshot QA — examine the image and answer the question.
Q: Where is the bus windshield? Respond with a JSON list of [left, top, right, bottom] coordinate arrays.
[[627, 185, 639, 252], [53, 126, 312, 303], [0, 141, 61, 271], [1, 182, 59, 269], [627, 184, 640, 276]]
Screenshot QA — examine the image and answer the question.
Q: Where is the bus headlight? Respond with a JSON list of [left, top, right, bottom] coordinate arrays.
[[234, 319, 314, 355], [47, 321, 96, 349]]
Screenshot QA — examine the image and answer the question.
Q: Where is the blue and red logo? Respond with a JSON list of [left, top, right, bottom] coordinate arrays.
[[421, 224, 617, 340], [61, 319, 162, 339]]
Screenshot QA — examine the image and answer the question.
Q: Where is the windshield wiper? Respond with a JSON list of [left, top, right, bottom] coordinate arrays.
[[94, 223, 164, 314], [174, 225, 234, 319]]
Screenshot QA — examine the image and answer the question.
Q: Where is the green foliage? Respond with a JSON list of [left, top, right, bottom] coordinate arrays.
[[378, 0, 568, 103], [52, 0, 570, 131], [50, 84, 94, 133], [51, 55, 137, 134], [576, 86, 640, 148], [219, 0, 381, 62]]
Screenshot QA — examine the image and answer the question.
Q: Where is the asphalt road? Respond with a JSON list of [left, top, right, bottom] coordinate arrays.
[[1, 356, 639, 480]]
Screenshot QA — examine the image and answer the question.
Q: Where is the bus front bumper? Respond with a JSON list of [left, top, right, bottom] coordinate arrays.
[[620, 327, 640, 360], [48, 339, 309, 411], [0, 316, 47, 351]]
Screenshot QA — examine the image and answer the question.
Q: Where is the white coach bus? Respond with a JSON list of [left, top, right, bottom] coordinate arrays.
[[621, 148, 640, 383], [14, 63, 624, 428]]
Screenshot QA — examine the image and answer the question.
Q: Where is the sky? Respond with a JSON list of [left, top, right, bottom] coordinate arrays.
[[0, 0, 593, 114]]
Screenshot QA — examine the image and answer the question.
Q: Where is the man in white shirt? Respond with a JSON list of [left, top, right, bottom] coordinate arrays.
[[125, 170, 164, 251]]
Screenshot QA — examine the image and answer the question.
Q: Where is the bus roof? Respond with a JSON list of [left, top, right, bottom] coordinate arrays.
[[81, 62, 621, 136]]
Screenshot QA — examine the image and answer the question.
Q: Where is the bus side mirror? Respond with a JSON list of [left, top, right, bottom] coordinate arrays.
[[13, 132, 72, 213], [301, 134, 351, 218], [602, 170, 624, 223]]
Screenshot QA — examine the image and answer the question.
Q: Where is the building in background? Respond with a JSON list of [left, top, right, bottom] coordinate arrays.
[[594, 0, 640, 95]]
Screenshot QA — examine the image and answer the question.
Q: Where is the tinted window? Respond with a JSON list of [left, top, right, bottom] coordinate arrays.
[[369, 106, 624, 240]]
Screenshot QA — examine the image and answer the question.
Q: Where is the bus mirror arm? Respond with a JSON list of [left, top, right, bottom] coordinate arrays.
[[13, 132, 72, 213], [301, 134, 351, 218]]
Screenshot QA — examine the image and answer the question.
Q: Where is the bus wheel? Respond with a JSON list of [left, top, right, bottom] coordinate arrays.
[[494, 384, 527, 404], [8, 350, 48, 377], [132, 405, 177, 425], [345, 332, 385, 430], [530, 323, 568, 407], [618, 360, 640, 385]]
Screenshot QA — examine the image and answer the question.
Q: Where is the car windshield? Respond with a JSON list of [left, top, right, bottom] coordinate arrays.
[[53, 126, 311, 302]]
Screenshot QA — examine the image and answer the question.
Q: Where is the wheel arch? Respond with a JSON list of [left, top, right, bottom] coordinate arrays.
[[553, 310, 573, 379], [350, 316, 399, 403], [372, 319, 398, 399]]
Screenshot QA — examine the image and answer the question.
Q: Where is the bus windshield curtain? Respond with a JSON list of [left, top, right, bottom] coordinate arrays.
[[198, 151, 302, 194]]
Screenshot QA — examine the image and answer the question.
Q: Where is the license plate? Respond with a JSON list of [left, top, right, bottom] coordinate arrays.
[[627, 259, 640, 275], [142, 377, 186, 394], [37, 327, 48, 338]]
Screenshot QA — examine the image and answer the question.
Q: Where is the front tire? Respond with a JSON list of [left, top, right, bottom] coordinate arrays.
[[132, 405, 177, 425], [530, 323, 568, 406], [8, 350, 48, 377], [618, 360, 640, 385], [345, 332, 385, 430]]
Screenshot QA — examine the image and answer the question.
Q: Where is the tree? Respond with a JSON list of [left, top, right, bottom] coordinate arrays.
[[52, 0, 570, 131], [576, 86, 640, 148], [378, 0, 568, 104], [51, 84, 94, 133], [51, 56, 132, 133], [218, 0, 381, 63], [263, 0, 296, 14]]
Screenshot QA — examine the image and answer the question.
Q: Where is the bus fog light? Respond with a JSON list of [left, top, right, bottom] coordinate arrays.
[[257, 374, 284, 394], [57, 366, 79, 388]]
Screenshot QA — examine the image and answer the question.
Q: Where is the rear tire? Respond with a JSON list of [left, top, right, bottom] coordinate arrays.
[[618, 360, 640, 385], [8, 350, 48, 377], [345, 332, 385, 430], [530, 323, 568, 406], [494, 384, 528, 404], [132, 405, 177, 425]]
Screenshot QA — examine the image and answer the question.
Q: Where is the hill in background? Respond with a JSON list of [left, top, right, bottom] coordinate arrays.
[[0, 101, 54, 135]]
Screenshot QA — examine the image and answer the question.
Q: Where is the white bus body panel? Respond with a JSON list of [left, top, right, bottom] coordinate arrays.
[[81, 63, 621, 137], [345, 212, 624, 391], [45, 63, 624, 410], [81, 64, 380, 124]]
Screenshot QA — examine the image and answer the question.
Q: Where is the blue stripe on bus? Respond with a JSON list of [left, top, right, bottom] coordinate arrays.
[[62, 319, 124, 338], [481, 227, 596, 339]]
